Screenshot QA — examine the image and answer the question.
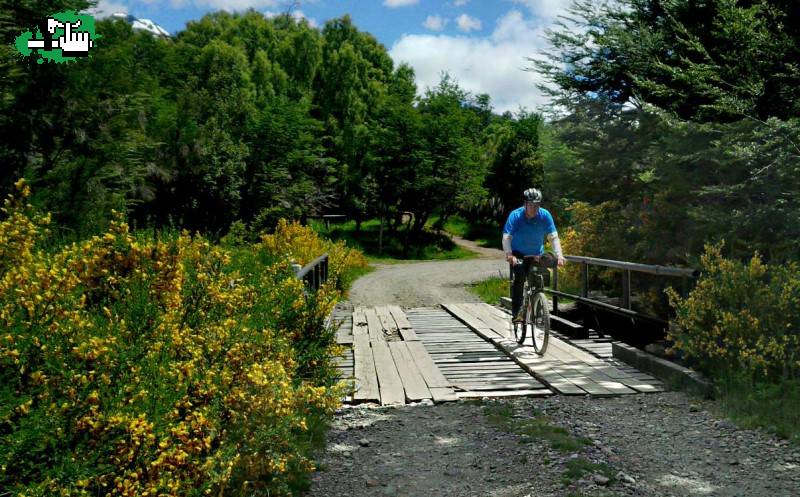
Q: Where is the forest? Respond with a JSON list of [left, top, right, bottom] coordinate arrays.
[[2, 1, 798, 263], [1, 0, 799, 495]]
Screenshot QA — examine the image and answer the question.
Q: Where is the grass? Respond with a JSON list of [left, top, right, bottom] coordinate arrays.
[[561, 458, 616, 486], [311, 218, 477, 262], [468, 274, 579, 307], [468, 275, 509, 306], [480, 400, 591, 454], [476, 400, 623, 492], [427, 214, 502, 250], [339, 264, 376, 296], [711, 374, 800, 445]]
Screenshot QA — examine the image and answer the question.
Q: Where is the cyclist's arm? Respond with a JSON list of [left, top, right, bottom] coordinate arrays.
[[546, 232, 563, 258], [502, 234, 515, 264], [547, 232, 566, 266]]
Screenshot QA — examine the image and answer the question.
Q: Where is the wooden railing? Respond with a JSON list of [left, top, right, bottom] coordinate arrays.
[[293, 253, 329, 291], [547, 255, 698, 324]]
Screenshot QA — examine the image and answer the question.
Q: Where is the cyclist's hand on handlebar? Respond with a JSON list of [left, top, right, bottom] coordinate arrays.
[[506, 254, 517, 265], [557, 256, 566, 267]]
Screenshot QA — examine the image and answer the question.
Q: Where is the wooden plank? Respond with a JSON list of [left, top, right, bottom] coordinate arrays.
[[353, 307, 368, 336], [626, 382, 664, 393], [398, 328, 419, 341], [424, 343, 498, 349], [432, 357, 517, 364], [405, 341, 451, 389], [456, 389, 552, 399], [333, 310, 354, 345], [451, 382, 547, 391], [335, 329, 353, 345], [371, 339, 405, 405], [438, 366, 523, 373], [375, 305, 398, 335], [444, 373, 538, 380], [429, 387, 459, 402], [442, 303, 506, 340], [352, 331, 380, 403], [424, 352, 503, 362], [388, 305, 413, 330], [364, 307, 385, 343], [388, 342, 432, 402], [463, 303, 513, 338], [387, 304, 419, 341]]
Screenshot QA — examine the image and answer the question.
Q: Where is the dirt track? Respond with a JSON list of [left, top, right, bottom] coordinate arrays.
[[347, 236, 507, 308]]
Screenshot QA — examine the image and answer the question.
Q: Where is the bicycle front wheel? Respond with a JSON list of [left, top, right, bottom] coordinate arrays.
[[513, 293, 528, 344], [529, 292, 550, 354]]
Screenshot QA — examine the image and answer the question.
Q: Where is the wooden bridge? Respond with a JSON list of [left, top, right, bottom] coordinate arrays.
[[332, 302, 665, 406]]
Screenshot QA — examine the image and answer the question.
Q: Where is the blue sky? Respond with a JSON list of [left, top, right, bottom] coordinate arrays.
[[90, 0, 573, 113]]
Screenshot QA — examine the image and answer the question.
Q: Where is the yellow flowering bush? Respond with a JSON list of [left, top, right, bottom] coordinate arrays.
[[558, 201, 626, 292], [0, 180, 345, 496], [667, 242, 800, 380], [261, 219, 368, 291]]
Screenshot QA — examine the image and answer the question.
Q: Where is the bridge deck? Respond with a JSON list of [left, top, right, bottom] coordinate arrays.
[[332, 302, 662, 406]]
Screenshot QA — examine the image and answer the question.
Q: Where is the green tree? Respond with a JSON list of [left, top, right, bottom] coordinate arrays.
[[405, 74, 487, 236], [315, 15, 395, 232], [535, 0, 800, 122], [484, 111, 544, 222]]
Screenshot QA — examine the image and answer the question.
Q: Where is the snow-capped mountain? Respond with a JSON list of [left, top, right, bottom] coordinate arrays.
[[110, 13, 170, 37]]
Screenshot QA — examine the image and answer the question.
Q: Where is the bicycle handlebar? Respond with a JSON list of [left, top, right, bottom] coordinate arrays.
[[512, 255, 542, 266]]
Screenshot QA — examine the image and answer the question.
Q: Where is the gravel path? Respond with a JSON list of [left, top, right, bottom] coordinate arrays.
[[348, 236, 507, 308], [311, 239, 800, 497]]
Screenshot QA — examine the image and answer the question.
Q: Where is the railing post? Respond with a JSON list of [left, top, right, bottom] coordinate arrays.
[[622, 269, 631, 309], [581, 262, 589, 298]]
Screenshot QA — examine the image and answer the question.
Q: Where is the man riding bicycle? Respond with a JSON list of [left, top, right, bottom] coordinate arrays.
[[502, 188, 566, 324]]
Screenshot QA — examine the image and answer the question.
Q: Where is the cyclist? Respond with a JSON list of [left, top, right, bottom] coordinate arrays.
[[502, 188, 566, 323]]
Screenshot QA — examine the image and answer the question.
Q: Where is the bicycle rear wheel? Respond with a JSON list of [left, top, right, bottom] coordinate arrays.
[[529, 292, 550, 354]]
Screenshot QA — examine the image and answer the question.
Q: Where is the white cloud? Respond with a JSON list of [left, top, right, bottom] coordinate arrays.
[[456, 13, 481, 32], [264, 9, 317, 27], [87, 0, 129, 17], [512, 0, 572, 20], [390, 10, 554, 114], [188, 0, 280, 10], [383, 0, 419, 7], [454, 0, 469, 6], [423, 15, 447, 31]]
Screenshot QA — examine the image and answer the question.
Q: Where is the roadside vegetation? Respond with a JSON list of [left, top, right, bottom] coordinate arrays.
[[667, 243, 800, 444], [468, 275, 508, 307], [0, 182, 366, 495], [312, 218, 475, 262]]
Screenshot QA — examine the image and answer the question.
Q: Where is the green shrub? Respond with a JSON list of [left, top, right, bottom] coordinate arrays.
[[0, 180, 348, 496], [666, 242, 800, 380]]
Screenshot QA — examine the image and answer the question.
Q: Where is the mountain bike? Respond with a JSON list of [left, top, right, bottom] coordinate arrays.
[[512, 255, 551, 354]]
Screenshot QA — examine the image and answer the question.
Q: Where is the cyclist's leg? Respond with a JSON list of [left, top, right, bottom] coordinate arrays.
[[510, 250, 526, 320]]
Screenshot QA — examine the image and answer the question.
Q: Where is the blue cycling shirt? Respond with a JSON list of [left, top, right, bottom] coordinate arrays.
[[503, 206, 557, 256]]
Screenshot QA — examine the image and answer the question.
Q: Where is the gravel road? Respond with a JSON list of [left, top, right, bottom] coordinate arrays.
[[348, 236, 508, 308], [309, 238, 800, 497]]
